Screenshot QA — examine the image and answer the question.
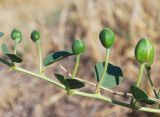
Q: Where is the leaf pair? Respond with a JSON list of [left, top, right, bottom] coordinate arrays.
[[94, 62, 124, 88], [55, 74, 85, 89], [1, 44, 22, 63], [131, 85, 155, 105]]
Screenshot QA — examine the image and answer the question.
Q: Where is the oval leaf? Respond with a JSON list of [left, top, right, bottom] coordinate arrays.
[[44, 50, 73, 66], [131, 85, 148, 100], [66, 79, 85, 89], [54, 74, 85, 89], [1, 43, 9, 54], [0, 32, 4, 38], [94, 62, 123, 88], [5, 54, 23, 63], [54, 73, 68, 86]]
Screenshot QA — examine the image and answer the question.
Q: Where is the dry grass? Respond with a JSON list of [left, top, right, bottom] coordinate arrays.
[[0, 0, 160, 117]]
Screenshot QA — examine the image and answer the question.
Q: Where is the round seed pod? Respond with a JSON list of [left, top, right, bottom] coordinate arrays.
[[11, 29, 22, 43], [99, 28, 115, 49], [72, 39, 85, 55], [135, 38, 154, 66], [31, 30, 40, 43]]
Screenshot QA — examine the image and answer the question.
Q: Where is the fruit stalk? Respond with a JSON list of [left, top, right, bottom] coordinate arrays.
[[135, 63, 145, 87], [72, 54, 81, 79], [14, 42, 17, 54], [95, 49, 110, 94], [37, 41, 43, 74]]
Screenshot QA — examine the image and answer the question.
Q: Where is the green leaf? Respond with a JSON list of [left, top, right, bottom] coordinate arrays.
[[44, 50, 73, 66], [1, 43, 9, 54], [0, 32, 4, 38], [66, 79, 85, 89], [94, 62, 123, 88], [54, 74, 85, 89], [130, 85, 156, 105], [131, 85, 156, 105], [54, 73, 68, 86], [131, 85, 148, 100], [5, 54, 23, 63]]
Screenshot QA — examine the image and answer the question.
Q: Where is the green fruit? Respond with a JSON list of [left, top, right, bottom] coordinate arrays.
[[135, 38, 154, 66], [11, 29, 22, 43], [72, 39, 85, 55], [31, 30, 40, 42], [99, 28, 115, 49]]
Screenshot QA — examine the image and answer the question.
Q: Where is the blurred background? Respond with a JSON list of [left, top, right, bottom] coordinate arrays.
[[0, 0, 160, 116]]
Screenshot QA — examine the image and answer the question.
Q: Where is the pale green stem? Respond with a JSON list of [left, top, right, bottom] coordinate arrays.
[[130, 63, 145, 106], [9, 66, 160, 113], [95, 49, 110, 94], [73, 90, 160, 113], [72, 54, 80, 79], [13, 66, 65, 89], [14, 42, 17, 54], [135, 63, 145, 87], [0, 64, 158, 114], [1, 57, 160, 113], [146, 67, 160, 108], [36, 41, 43, 74]]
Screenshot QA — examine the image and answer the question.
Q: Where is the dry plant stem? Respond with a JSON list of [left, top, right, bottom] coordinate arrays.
[[95, 49, 110, 94], [9, 66, 160, 113], [72, 54, 80, 79], [36, 41, 43, 74]]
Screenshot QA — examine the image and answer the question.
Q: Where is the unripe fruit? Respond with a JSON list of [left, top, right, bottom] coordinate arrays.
[[72, 39, 85, 55], [31, 30, 40, 42], [99, 28, 115, 49], [11, 29, 22, 43], [135, 38, 154, 66]]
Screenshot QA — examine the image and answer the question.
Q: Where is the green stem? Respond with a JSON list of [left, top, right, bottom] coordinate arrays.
[[13, 66, 65, 89], [146, 67, 159, 99], [4, 66, 160, 114], [14, 42, 17, 54], [73, 90, 160, 114], [37, 41, 43, 74], [130, 63, 145, 106], [95, 49, 110, 94], [72, 54, 80, 79], [135, 63, 145, 87], [146, 67, 160, 109]]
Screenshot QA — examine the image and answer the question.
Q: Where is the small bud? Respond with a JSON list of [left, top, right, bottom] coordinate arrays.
[[135, 38, 154, 66], [72, 39, 85, 55], [11, 29, 22, 43], [31, 30, 40, 43], [99, 28, 115, 49]]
